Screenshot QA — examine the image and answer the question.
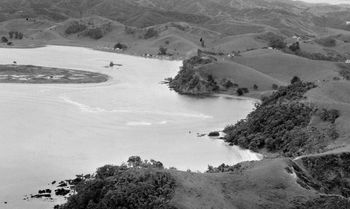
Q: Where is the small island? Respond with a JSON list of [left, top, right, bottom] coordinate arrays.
[[0, 64, 109, 84]]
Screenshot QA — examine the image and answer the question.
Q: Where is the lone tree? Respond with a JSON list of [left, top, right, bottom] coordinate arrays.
[[272, 83, 279, 90], [114, 42, 127, 50], [9, 31, 14, 39], [253, 84, 258, 90], [1, 36, 8, 43], [237, 88, 244, 96], [289, 42, 300, 52], [291, 76, 301, 84], [200, 37, 205, 47], [158, 46, 167, 55], [17, 32, 23, 39]]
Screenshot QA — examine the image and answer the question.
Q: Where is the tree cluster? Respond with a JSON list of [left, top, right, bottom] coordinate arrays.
[[8, 31, 23, 39], [224, 102, 313, 153], [222, 80, 338, 156], [207, 163, 242, 173], [59, 156, 176, 209], [65, 21, 87, 34], [84, 28, 104, 40], [261, 80, 316, 106]]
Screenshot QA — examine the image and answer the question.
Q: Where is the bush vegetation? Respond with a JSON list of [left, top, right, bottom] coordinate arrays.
[[223, 80, 340, 156], [114, 42, 128, 50], [337, 63, 350, 80], [269, 38, 287, 49], [207, 163, 242, 173], [224, 102, 313, 153], [8, 31, 23, 39], [291, 76, 301, 84], [272, 83, 279, 90], [236, 88, 244, 96], [124, 26, 136, 35], [315, 37, 337, 47], [144, 28, 159, 39], [289, 42, 300, 52], [65, 21, 87, 35], [1, 36, 8, 43], [261, 81, 316, 106], [58, 156, 177, 209], [158, 46, 168, 55], [84, 28, 104, 39], [318, 109, 340, 123], [208, 131, 220, 137]]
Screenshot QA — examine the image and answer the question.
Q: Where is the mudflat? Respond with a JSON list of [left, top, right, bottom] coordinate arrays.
[[0, 64, 109, 84]]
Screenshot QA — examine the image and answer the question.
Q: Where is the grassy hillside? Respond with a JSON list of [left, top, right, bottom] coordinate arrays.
[[57, 154, 350, 209], [232, 49, 340, 83], [1, 1, 350, 209]]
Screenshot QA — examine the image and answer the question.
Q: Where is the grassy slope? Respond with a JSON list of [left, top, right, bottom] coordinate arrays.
[[0, 17, 215, 58], [232, 49, 339, 83], [1, 6, 350, 208], [306, 81, 350, 151], [171, 158, 317, 209], [198, 61, 283, 90]]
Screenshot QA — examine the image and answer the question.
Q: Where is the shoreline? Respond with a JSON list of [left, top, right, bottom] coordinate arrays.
[[0, 40, 186, 61], [2, 42, 265, 101]]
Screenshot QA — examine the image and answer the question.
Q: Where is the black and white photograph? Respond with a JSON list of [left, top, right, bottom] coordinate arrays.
[[0, 0, 349, 208]]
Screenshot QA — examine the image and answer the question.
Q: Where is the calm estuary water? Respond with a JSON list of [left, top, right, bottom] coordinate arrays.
[[0, 45, 260, 209]]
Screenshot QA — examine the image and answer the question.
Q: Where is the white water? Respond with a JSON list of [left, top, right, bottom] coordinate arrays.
[[0, 45, 260, 209]]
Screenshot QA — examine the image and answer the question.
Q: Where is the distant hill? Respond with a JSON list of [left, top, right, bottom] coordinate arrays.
[[0, 0, 350, 36]]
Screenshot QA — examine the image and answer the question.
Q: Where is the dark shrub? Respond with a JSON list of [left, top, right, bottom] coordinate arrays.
[[272, 83, 279, 90], [319, 109, 340, 123], [114, 42, 127, 50], [17, 32, 23, 39], [269, 38, 287, 49], [241, 88, 249, 93], [289, 42, 300, 52], [85, 28, 103, 39], [253, 84, 258, 90], [158, 46, 167, 55], [236, 88, 244, 96], [125, 26, 136, 35], [291, 76, 301, 84], [1, 36, 8, 43], [208, 131, 220, 137], [337, 63, 350, 80], [59, 157, 176, 209], [65, 21, 87, 34], [8, 31, 14, 39], [223, 80, 234, 88], [316, 37, 337, 47], [144, 28, 159, 39]]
